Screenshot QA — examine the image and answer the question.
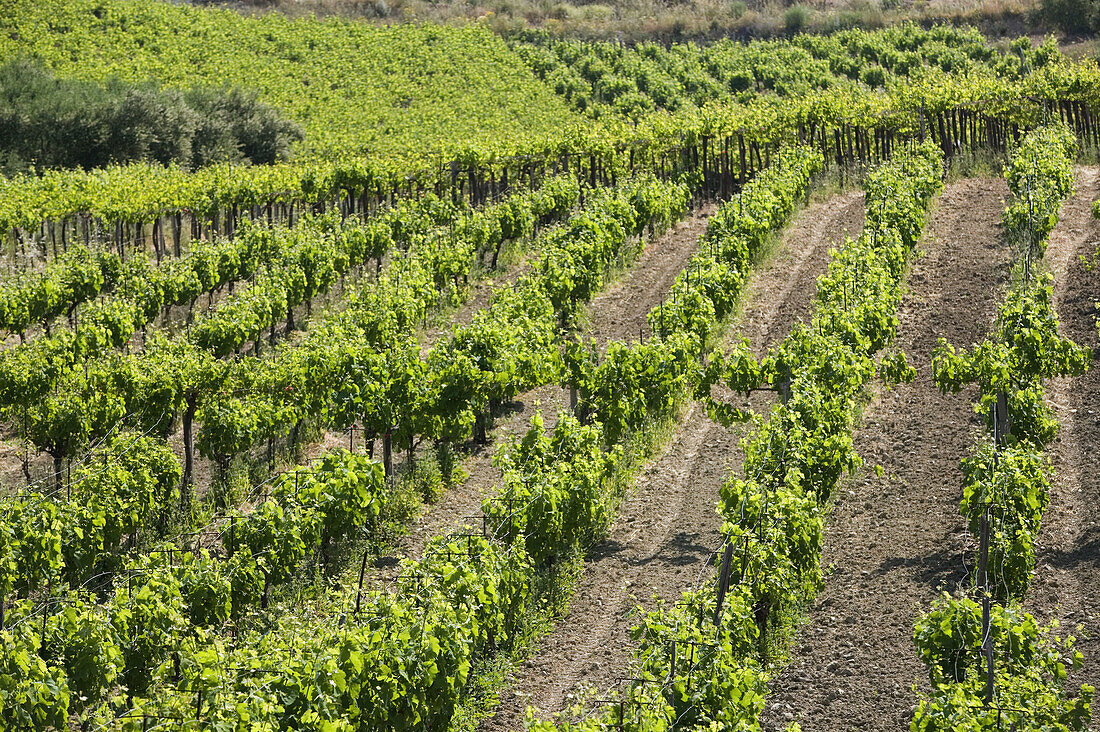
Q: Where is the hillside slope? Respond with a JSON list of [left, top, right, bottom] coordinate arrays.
[[0, 0, 579, 163]]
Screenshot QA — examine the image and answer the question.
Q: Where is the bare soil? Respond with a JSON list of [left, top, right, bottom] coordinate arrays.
[[480, 190, 866, 732], [761, 178, 1013, 732], [1027, 166, 1100, 697], [584, 205, 716, 349]]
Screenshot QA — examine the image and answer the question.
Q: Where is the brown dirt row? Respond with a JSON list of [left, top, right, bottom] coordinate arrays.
[[480, 190, 866, 732], [386, 205, 716, 564], [582, 205, 717, 349], [761, 177, 1013, 732], [1027, 166, 1100, 697]]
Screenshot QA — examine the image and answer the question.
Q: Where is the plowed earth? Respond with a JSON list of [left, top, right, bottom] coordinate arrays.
[[762, 178, 1013, 732], [481, 190, 866, 732], [1027, 166, 1100, 698]]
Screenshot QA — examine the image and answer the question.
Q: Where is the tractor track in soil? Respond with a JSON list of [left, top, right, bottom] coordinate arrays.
[[479, 190, 866, 732], [761, 177, 1013, 732], [1027, 166, 1100, 697]]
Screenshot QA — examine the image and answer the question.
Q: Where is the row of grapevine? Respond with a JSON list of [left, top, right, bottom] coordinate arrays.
[[0, 176, 566, 407], [913, 125, 1093, 730], [0, 166, 697, 728], [0, 157, 456, 263], [0, 138, 939, 732], [0, 212, 384, 410], [5, 32, 1100, 265], [0, 443, 391, 729], [1, 433, 180, 609], [0, 170, 648, 605], [559, 146, 824, 453], [196, 175, 687, 479], [0, 181, 479, 355], [4, 107, 1098, 732], [9, 174, 583, 495], [514, 25, 1045, 121], [184, 212, 416, 359], [0, 245, 119, 339], [1, 215, 396, 483], [526, 140, 943, 731], [491, 146, 823, 572], [80, 142, 816, 731]]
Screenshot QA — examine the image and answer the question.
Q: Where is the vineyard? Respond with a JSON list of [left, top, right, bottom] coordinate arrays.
[[0, 1, 1098, 730]]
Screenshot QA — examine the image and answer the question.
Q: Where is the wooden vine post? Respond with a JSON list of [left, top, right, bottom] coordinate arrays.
[[712, 540, 734, 627], [980, 393, 1008, 708]]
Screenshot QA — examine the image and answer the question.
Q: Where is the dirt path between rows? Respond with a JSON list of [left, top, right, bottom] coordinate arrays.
[[384, 206, 716, 564], [761, 178, 1012, 732], [480, 190, 866, 732], [1027, 166, 1100, 697], [583, 206, 717, 349]]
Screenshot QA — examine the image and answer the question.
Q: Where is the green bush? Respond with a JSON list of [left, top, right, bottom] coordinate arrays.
[[860, 64, 887, 88], [913, 595, 1093, 732], [0, 58, 302, 174], [1041, 0, 1098, 32], [783, 4, 812, 34]]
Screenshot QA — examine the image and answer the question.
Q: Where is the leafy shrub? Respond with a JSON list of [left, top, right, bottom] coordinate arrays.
[[1041, 0, 1098, 32], [0, 58, 301, 174], [783, 4, 812, 34]]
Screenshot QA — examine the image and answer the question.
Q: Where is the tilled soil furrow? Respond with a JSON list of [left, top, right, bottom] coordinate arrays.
[[1027, 166, 1100, 695], [481, 190, 866, 732], [761, 178, 1012, 732], [585, 205, 717, 349], [389, 206, 715, 562]]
